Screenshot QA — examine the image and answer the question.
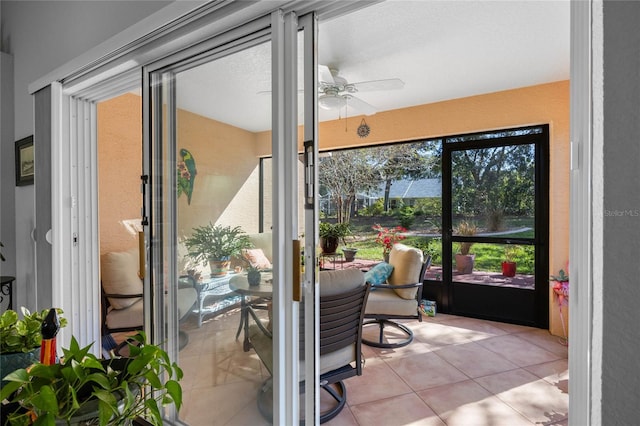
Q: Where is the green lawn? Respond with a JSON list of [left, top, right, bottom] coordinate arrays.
[[338, 215, 535, 274]]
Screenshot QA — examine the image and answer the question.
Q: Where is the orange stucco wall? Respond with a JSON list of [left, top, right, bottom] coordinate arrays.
[[97, 93, 143, 255], [174, 108, 261, 240], [98, 80, 570, 335]]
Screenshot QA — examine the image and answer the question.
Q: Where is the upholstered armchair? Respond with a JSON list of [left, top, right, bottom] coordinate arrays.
[[101, 248, 197, 348], [247, 268, 370, 423], [363, 243, 429, 348]]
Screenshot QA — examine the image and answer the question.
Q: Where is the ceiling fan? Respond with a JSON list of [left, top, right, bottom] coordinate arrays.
[[318, 65, 404, 115]]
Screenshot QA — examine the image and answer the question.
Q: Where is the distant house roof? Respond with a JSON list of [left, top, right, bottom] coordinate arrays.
[[366, 178, 441, 199]]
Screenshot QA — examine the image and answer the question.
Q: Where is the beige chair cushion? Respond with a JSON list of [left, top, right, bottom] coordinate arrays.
[[319, 269, 365, 296], [247, 233, 273, 263], [105, 298, 143, 330], [101, 249, 143, 309], [388, 244, 424, 300], [178, 287, 197, 320], [365, 288, 420, 316], [249, 325, 356, 380]]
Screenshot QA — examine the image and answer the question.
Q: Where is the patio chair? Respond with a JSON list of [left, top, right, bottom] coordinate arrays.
[[101, 248, 197, 350], [362, 243, 429, 348], [247, 269, 370, 423]]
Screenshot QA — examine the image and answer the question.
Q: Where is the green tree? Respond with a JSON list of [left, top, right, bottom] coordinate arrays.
[[318, 150, 379, 223], [367, 142, 438, 212], [451, 144, 534, 217]]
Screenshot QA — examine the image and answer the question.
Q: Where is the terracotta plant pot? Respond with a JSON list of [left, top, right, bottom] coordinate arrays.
[[455, 253, 475, 274], [209, 259, 230, 277], [502, 261, 517, 277]]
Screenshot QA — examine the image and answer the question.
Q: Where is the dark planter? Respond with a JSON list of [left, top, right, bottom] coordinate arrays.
[[501, 261, 517, 277], [320, 237, 339, 254], [342, 248, 358, 262], [0, 348, 41, 387], [248, 271, 261, 286]]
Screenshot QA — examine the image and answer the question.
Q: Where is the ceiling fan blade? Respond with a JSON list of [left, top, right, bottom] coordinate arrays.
[[351, 78, 405, 92], [318, 65, 335, 84], [345, 95, 377, 116]]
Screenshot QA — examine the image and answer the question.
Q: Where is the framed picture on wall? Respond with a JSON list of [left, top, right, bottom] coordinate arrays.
[[15, 135, 34, 186]]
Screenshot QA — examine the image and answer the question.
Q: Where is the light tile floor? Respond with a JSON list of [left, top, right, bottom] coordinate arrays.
[[177, 308, 568, 425]]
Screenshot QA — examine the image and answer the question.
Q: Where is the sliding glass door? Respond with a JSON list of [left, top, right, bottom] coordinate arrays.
[[143, 11, 318, 424]]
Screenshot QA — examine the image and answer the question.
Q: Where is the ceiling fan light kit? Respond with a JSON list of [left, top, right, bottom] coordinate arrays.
[[317, 65, 404, 116], [319, 93, 347, 110]]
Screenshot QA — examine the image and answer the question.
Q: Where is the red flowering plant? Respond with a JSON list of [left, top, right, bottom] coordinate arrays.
[[550, 266, 569, 344], [549, 268, 569, 306], [372, 224, 407, 255]]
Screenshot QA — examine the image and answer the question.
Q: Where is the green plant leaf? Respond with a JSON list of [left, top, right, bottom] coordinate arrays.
[[29, 364, 62, 379], [126, 358, 146, 378], [32, 385, 59, 415], [86, 372, 111, 390], [172, 363, 184, 380], [122, 382, 136, 412], [0, 309, 18, 327], [144, 398, 162, 426], [0, 378, 24, 400], [144, 370, 162, 388], [2, 367, 29, 383], [93, 388, 117, 406], [82, 356, 104, 370], [98, 399, 115, 426], [165, 379, 182, 410], [69, 385, 80, 410], [68, 335, 80, 355], [71, 359, 85, 381]]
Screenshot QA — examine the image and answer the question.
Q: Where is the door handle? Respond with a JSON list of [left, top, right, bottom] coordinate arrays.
[[292, 239, 301, 302], [138, 231, 145, 280]]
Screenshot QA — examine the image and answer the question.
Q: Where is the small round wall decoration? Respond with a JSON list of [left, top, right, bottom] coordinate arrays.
[[357, 118, 370, 138]]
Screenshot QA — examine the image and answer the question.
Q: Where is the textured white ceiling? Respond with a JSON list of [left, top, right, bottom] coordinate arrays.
[[176, 0, 570, 132]]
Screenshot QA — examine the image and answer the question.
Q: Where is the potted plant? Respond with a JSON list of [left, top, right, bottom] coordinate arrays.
[[1, 308, 67, 386], [502, 245, 521, 277], [341, 247, 358, 263], [1, 331, 182, 426], [454, 220, 477, 274], [246, 266, 261, 286], [372, 224, 407, 262], [319, 222, 351, 254], [184, 223, 252, 277]]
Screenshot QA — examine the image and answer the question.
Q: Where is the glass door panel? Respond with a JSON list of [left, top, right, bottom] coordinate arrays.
[[171, 40, 277, 425], [145, 11, 318, 424], [450, 242, 535, 288], [451, 144, 536, 238], [450, 143, 536, 289]]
